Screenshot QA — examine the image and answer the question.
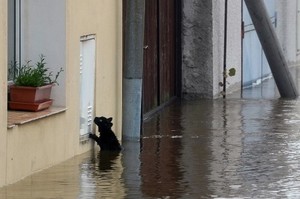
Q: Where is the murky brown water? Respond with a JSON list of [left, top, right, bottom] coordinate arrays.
[[2, 78, 300, 198], [141, 98, 300, 198]]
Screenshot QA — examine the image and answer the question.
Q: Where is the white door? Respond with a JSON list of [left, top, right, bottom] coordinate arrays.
[[243, 0, 275, 88], [80, 35, 96, 136]]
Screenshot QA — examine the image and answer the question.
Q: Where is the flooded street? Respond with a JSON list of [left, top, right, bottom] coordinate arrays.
[[2, 78, 300, 198], [141, 98, 300, 198]]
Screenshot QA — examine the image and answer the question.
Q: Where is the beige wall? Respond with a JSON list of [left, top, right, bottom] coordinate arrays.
[[66, 0, 123, 140], [6, 114, 68, 184], [1, 0, 122, 187], [0, 0, 7, 188]]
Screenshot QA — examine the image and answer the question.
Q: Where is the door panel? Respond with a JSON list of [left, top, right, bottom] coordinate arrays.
[[159, 0, 175, 104], [80, 36, 96, 136], [143, 0, 177, 114], [143, 0, 159, 113]]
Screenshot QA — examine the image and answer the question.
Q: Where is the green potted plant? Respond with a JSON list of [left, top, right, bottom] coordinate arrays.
[[9, 55, 63, 111]]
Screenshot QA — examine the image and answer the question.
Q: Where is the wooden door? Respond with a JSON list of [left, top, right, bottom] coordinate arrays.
[[143, 0, 159, 113], [159, 0, 176, 104], [143, 0, 178, 114]]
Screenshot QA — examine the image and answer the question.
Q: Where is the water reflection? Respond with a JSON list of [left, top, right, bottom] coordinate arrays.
[[141, 99, 300, 198], [238, 99, 300, 198], [141, 105, 186, 198], [78, 150, 125, 199], [2, 97, 300, 198]]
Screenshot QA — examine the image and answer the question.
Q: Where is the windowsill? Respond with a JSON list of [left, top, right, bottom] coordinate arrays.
[[7, 106, 67, 129]]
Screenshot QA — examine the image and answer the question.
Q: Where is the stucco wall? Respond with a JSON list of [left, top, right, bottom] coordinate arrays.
[[0, 0, 7, 188], [182, 0, 242, 98], [66, 0, 123, 141], [1, 0, 122, 187], [6, 113, 68, 184], [221, 0, 242, 95], [212, 0, 224, 98], [182, 0, 213, 98]]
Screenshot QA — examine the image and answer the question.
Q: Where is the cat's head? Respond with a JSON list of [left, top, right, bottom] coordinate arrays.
[[94, 116, 113, 132]]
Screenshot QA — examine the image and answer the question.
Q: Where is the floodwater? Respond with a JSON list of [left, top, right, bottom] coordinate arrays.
[[2, 78, 300, 198]]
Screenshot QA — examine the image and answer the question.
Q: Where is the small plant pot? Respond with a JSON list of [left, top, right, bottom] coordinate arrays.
[[10, 84, 53, 103]]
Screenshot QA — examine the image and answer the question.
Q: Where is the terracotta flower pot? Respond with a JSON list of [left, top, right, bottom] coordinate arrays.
[[8, 84, 54, 111], [10, 84, 53, 103]]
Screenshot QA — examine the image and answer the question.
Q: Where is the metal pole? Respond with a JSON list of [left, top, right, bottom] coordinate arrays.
[[223, 0, 228, 98], [244, 0, 298, 98], [122, 0, 145, 140]]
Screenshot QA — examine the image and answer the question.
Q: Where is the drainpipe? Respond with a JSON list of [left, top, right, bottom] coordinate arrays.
[[122, 0, 145, 140], [223, 0, 228, 98], [244, 0, 298, 98]]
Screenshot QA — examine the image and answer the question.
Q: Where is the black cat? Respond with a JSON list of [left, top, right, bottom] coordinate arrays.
[[89, 116, 122, 151]]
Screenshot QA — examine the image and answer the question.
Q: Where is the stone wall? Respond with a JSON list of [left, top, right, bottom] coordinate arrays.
[[182, 0, 213, 98]]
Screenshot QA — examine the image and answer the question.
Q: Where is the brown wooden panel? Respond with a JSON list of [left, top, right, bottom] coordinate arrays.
[[159, 0, 176, 104], [143, 0, 178, 114], [143, 0, 159, 113]]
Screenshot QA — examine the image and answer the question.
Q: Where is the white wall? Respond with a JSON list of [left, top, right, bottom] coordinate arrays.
[[275, 0, 298, 64], [224, 0, 242, 94], [212, 0, 224, 97], [21, 0, 66, 106], [213, 0, 242, 97]]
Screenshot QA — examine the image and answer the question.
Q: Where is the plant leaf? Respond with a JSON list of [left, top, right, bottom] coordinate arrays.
[[228, 68, 236, 77]]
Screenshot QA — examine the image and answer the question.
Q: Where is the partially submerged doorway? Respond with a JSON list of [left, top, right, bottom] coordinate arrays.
[[242, 0, 275, 89], [142, 0, 181, 115]]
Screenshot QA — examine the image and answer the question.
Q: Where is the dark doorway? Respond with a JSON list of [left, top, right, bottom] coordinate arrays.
[[143, 0, 181, 115]]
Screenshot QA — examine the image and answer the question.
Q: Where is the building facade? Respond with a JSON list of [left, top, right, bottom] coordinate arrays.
[[1, 0, 300, 188], [181, 0, 242, 99], [1, 0, 122, 187], [181, 0, 300, 99]]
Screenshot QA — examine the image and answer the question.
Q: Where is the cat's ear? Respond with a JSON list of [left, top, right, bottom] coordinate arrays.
[[108, 117, 113, 122]]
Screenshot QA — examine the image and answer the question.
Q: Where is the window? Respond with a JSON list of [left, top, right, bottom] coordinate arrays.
[[7, 0, 20, 81], [7, 0, 67, 127], [7, 0, 66, 106]]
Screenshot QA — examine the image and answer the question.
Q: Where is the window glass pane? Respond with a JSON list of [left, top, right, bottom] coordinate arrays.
[[7, 0, 15, 80]]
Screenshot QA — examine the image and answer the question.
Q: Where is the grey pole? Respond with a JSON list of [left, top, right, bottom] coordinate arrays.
[[122, 0, 145, 140], [244, 0, 298, 98]]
